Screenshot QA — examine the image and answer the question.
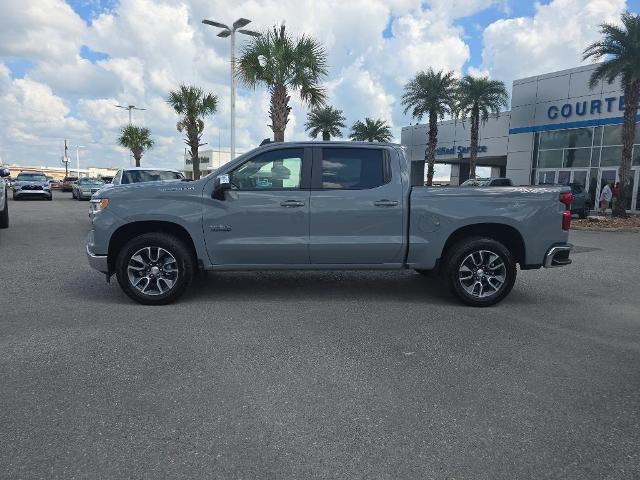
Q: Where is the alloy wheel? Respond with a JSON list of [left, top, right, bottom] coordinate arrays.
[[458, 249, 506, 299], [126, 246, 179, 296]]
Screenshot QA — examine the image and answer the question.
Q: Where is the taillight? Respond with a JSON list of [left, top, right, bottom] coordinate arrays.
[[560, 192, 572, 231]]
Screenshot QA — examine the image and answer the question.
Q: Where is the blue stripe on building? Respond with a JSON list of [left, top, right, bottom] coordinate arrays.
[[509, 114, 640, 135]]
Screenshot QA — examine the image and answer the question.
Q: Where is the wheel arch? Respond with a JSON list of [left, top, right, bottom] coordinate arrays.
[[440, 223, 526, 267], [107, 221, 199, 272]]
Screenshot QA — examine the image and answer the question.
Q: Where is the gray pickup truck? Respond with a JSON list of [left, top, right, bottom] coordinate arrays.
[[86, 142, 573, 307]]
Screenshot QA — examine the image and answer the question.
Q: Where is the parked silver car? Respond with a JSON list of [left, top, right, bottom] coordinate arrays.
[[12, 171, 52, 200], [73, 177, 106, 200]]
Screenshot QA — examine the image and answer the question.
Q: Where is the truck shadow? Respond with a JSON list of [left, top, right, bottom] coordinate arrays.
[[186, 270, 462, 306]]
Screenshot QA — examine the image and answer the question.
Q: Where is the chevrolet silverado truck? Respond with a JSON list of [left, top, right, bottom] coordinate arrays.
[[86, 142, 573, 307]]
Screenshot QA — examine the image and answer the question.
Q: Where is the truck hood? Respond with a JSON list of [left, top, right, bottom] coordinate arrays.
[[96, 179, 206, 198]]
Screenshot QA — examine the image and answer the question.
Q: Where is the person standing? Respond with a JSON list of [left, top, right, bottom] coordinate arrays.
[[612, 182, 620, 211], [600, 181, 613, 215]]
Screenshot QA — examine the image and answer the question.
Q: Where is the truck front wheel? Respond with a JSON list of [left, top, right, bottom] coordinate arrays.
[[115, 232, 195, 305], [443, 236, 516, 307]]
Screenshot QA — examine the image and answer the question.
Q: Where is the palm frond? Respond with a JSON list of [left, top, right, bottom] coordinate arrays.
[[349, 117, 393, 142]]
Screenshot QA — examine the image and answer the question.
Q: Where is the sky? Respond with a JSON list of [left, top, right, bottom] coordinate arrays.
[[0, 0, 638, 176]]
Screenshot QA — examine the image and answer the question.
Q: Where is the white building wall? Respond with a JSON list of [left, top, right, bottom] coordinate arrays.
[[506, 63, 626, 184]]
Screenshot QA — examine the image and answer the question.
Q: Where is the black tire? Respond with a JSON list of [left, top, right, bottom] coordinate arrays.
[[579, 207, 588, 219], [72, 190, 76, 199], [115, 232, 195, 305], [0, 191, 8, 229], [47, 194, 52, 201], [443, 236, 517, 307]]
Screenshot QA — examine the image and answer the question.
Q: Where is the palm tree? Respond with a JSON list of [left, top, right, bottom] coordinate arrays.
[[454, 75, 509, 179], [584, 12, 640, 218], [401, 69, 457, 186], [305, 105, 346, 140], [117, 125, 154, 167], [349, 118, 393, 142], [238, 24, 328, 142], [167, 84, 218, 180]]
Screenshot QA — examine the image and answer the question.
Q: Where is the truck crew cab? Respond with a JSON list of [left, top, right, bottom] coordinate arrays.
[[87, 142, 572, 307]]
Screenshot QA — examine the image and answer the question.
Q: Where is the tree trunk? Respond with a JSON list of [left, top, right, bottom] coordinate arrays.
[[191, 146, 200, 180], [614, 80, 639, 218], [469, 106, 480, 179], [269, 84, 290, 142], [132, 148, 142, 168], [188, 125, 200, 180], [426, 111, 438, 186], [322, 131, 330, 141]]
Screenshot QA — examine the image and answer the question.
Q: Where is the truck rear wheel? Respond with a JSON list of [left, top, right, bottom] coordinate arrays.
[[443, 236, 516, 307], [115, 232, 194, 305]]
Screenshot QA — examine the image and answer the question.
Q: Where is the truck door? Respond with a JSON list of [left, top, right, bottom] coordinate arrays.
[[309, 146, 404, 264], [202, 147, 311, 265]]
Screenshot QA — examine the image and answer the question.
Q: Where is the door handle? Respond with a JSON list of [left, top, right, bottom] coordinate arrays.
[[374, 199, 399, 207], [280, 200, 305, 208]]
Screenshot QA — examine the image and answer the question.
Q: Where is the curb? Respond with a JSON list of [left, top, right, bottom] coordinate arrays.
[[571, 225, 640, 232]]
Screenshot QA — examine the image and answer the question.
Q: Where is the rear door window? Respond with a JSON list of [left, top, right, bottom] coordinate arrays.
[[319, 148, 387, 189]]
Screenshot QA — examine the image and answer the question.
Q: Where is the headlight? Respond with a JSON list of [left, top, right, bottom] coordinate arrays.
[[90, 198, 109, 213]]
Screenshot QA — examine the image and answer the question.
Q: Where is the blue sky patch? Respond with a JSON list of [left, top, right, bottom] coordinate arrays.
[[80, 45, 110, 62]]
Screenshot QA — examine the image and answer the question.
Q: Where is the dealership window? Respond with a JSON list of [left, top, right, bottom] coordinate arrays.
[[539, 127, 592, 149], [602, 124, 623, 146], [599, 146, 623, 167], [537, 149, 563, 168], [563, 148, 591, 168], [634, 145, 640, 166]]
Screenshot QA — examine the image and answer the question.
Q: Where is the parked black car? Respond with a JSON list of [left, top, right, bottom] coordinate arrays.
[[567, 183, 591, 218]]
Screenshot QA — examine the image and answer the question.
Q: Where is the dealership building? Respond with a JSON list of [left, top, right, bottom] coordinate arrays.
[[401, 63, 640, 212]]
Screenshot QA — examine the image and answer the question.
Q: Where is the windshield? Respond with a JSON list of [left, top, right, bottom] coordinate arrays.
[[16, 173, 47, 182], [78, 178, 105, 186], [122, 170, 184, 184]]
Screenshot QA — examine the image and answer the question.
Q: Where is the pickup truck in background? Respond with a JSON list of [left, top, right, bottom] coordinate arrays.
[[86, 142, 573, 307]]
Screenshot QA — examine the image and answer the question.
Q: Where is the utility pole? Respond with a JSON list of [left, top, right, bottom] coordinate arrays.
[[202, 18, 260, 161]]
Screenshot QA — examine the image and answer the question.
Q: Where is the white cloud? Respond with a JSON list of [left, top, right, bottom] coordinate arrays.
[[480, 0, 626, 92], [0, 0, 85, 62], [0, 0, 631, 170]]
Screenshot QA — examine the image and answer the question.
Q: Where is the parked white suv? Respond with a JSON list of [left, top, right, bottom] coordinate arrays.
[[111, 167, 185, 186], [0, 166, 10, 228]]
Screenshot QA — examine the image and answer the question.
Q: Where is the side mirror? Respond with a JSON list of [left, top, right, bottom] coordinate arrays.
[[0, 168, 10, 178], [212, 174, 231, 200]]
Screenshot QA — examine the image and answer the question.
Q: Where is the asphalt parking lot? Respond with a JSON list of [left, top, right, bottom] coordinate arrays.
[[1, 194, 639, 479]]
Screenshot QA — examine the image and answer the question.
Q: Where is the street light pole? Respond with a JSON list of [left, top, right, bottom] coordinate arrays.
[[76, 145, 86, 178], [230, 28, 236, 162], [115, 104, 146, 166], [115, 104, 146, 125], [202, 18, 260, 161]]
